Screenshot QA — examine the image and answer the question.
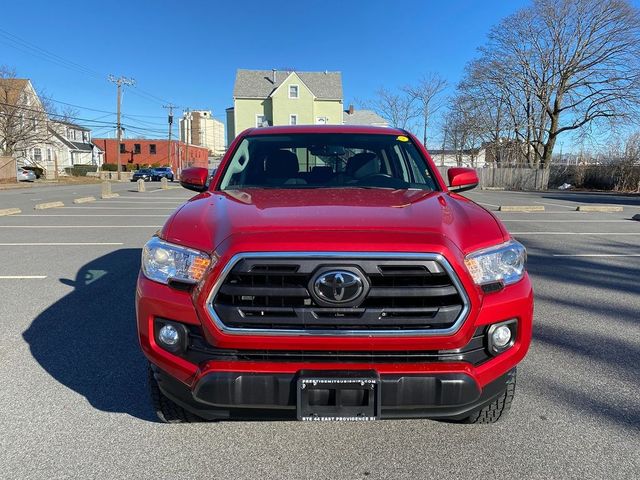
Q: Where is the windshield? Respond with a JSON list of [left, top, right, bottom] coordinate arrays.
[[218, 133, 438, 191], [138, 169, 152, 173]]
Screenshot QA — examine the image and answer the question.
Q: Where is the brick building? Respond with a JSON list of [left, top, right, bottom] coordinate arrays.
[[92, 138, 209, 171]]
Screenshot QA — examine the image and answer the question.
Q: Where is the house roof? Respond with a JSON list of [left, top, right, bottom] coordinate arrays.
[[233, 69, 343, 100], [51, 132, 94, 151], [0, 78, 30, 106], [343, 109, 388, 126], [51, 119, 91, 131]]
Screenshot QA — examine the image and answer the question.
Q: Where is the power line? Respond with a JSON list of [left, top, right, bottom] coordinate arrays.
[[1, 103, 176, 135], [0, 27, 179, 107], [0, 28, 102, 79]]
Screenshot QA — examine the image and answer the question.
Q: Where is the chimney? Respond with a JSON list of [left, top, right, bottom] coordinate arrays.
[[348, 104, 354, 115], [272, 68, 276, 83]]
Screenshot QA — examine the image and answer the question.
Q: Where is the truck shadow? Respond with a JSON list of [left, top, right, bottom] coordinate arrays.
[[22, 248, 155, 421]]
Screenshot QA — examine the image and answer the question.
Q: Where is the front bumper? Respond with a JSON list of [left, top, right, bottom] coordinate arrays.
[[151, 363, 516, 421]]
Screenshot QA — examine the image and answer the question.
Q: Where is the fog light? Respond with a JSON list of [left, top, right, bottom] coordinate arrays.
[[492, 325, 512, 348], [158, 324, 180, 347], [487, 320, 517, 355]]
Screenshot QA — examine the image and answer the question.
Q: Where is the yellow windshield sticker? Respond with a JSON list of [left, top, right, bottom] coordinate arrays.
[[396, 135, 409, 142]]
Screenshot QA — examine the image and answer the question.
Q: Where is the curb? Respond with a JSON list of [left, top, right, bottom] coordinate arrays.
[[0, 208, 21, 216], [34, 201, 64, 210], [576, 205, 623, 212], [101, 193, 120, 199], [73, 196, 96, 204], [498, 205, 545, 212]]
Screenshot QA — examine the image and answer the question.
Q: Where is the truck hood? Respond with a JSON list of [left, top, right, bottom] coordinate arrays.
[[162, 188, 507, 255]]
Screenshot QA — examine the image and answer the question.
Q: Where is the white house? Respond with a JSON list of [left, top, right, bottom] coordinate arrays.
[[47, 120, 103, 175]]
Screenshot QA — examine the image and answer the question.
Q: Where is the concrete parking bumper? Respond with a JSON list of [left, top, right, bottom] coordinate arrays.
[[498, 205, 545, 212], [34, 201, 64, 210], [0, 207, 21, 216], [576, 205, 624, 212], [73, 196, 96, 204]]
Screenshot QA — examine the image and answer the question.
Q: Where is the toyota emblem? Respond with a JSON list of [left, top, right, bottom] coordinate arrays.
[[312, 270, 365, 304]]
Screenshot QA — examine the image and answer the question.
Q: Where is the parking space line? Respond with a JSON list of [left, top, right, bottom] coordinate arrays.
[[502, 219, 629, 223], [116, 196, 191, 200], [94, 201, 185, 205], [552, 254, 640, 257], [0, 275, 47, 279], [17, 214, 170, 217], [0, 242, 124, 246], [63, 207, 176, 210], [0, 225, 161, 228], [512, 232, 639, 235]]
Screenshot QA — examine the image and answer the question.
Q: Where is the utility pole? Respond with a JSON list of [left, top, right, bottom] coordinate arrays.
[[183, 108, 192, 171], [108, 75, 135, 180], [163, 104, 176, 171]]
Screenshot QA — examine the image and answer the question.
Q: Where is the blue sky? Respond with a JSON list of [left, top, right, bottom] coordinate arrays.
[[1, 0, 531, 139]]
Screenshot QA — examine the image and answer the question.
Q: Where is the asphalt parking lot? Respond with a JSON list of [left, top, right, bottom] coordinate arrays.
[[0, 183, 638, 479]]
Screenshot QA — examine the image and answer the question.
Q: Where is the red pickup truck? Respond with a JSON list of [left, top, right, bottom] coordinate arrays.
[[136, 125, 532, 423]]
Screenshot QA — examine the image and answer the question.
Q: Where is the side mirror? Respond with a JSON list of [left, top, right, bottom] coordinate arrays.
[[180, 167, 209, 192], [447, 167, 479, 193]]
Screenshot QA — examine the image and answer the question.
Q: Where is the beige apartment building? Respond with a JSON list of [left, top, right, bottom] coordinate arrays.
[[179, 110, 226, 157]]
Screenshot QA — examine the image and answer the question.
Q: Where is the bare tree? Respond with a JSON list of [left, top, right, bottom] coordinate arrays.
[[362, 87, 419, 130], [461, 0, 640, 166], [442, 93, 484, 166], [404, 73, 448, 147], [0, 66, 53, 164]]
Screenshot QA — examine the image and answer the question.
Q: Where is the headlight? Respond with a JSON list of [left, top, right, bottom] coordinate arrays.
[[141, 237, 212, 285], [464, 239, 526, 286]]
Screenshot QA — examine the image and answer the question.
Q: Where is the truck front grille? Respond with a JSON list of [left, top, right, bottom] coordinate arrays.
[[185, 327, 489, 365], [208, 254, 470, 336]]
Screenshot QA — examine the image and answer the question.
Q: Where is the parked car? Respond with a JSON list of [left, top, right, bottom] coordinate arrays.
[[17, 168, 36, 182], [21, 165, 44, 179], [151, 167, 175, 181], [138, 125, 532, 424], [131, 168, 154, 182]]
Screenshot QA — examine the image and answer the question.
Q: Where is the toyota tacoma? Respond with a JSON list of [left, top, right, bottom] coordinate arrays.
[[136, 125, 533, 423]]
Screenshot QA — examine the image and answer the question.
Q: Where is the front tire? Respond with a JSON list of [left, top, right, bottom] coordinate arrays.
[[462, 369, 516, 424], [148, 366, 201, 423]]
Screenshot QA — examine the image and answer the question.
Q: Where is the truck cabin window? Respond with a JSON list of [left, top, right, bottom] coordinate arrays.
[[219, 133, 438, 191]]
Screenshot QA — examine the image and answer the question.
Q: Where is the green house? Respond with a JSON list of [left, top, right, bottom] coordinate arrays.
[[226, 69, 343, 145]]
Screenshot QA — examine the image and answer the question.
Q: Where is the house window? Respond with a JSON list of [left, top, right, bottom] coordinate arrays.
[[316, 116, 329, 125], [33, 148, 42, 163], [289, 85, 299, 99], [256, 115, 267, 127], [120, 143, 126, 153], [149, 144, 157, 155], [47, 148, 52, 161], [134, 143, 141, 154], [289, 114, 298, 125]]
